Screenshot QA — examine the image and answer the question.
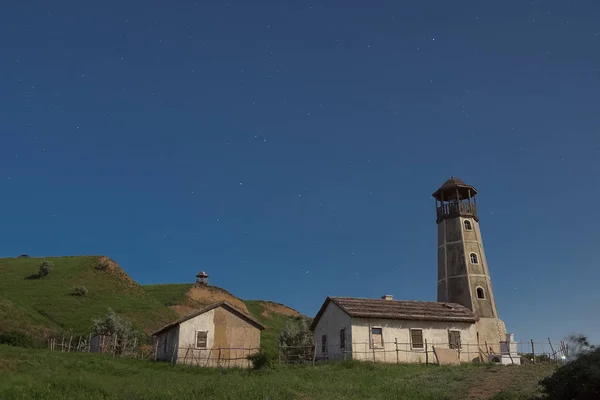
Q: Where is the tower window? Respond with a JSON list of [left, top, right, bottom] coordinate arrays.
[[464, 220, 472, 231], [476, 287, 485, 299], [470, 253, 479, 264]]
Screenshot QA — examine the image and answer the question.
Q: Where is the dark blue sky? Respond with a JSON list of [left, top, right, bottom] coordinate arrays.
[[1, 1, 599, 343]]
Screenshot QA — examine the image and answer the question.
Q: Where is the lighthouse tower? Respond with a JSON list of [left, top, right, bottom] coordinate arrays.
[[433, 177, 506, 351]]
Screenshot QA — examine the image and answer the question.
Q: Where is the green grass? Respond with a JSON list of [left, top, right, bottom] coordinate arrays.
[[0, 256, 177, 336], [244, 300, 298, 352], [0, 345, 555, 400], [142, 284, 193, 306]]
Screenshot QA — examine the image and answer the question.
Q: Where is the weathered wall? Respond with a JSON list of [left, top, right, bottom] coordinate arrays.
[[350, 318, 478, 363], [155, 326, 180, 361], [313, 302, 352, 361], [212, 306, 261, 367], [175, 308, 216, 365], [476, 317, 507, 354]]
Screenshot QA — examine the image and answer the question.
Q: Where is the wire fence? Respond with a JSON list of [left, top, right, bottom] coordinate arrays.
[[48, 334, 157, 361], [47, 334, 571, 368], [279, 338, 570, 366]]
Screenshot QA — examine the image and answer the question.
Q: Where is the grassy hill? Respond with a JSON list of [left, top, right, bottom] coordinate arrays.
[[0, 256, 177, 337], [0, 256, 305, 352], [0, 345, 556, 400]]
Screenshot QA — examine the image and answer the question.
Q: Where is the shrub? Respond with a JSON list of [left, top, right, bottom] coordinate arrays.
[[0, 332, 37, 348], [91, 309, 140, 354], [38, 260, 54, 277], [248, 350, 277, 370], [95, 260, 109, 271], [17, 254, 30, 258], [278, 316, 314, 364], [72, 285, 88, 296], [539, 335, 599, 400]]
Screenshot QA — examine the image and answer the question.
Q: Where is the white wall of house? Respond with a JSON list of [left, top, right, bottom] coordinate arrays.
[[155, 309, 216, 363], [312, 302, 352, 361], [350, 318, 478, 363], [175, 309, 216, 365]]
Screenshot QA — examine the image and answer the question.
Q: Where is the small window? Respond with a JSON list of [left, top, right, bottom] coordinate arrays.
[[340, 328, 346, 349], [163, 336, 167, 353], [470, 253, 479, 264], [196, 331, 208, 348], [410, 329, 424, 349], [448, 330, 461, 349], [476, 287, 485, 299], [371, 327, 383, 348], [464, 220, 472, 230]]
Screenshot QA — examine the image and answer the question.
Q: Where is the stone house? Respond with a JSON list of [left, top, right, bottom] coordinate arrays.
[[152, 301, 265, 368], [310, 295, 480, 363]]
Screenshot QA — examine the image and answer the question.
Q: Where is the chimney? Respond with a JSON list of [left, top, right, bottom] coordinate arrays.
[[381, 295, 393, 301]]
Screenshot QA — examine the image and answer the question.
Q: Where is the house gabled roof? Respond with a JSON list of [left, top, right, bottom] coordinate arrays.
[[310, 297, 478, 330], [151, 301, 265, 336]]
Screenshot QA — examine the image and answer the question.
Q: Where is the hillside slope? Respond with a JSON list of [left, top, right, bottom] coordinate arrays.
[[0, 256, 177, 337]]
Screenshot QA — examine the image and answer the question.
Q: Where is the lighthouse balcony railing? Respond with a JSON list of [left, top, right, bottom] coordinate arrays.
[[436, 202, 478, 220]]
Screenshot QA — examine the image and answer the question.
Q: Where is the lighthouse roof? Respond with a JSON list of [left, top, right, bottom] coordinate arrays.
[[432, 176, 478, 201]]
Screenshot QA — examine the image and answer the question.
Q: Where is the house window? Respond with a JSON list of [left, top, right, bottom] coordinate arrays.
[[470, 253, 479, 264], [196, 331, 208, 348], [464, 220, 472, 230], [370, 327, 383, 348], [410, 329, 424, 349], [340, 328, 346, 350], [476, 287, 485, 299], [448, 330, 461, 349], [163, 336, 167, 353], [322, 334, 327, 354]]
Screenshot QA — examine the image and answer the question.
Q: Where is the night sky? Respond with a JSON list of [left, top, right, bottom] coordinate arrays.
[[1, 1, 599, 343]]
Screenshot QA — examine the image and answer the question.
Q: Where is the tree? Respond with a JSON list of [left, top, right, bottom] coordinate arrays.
[[278, 316, 314, 364]]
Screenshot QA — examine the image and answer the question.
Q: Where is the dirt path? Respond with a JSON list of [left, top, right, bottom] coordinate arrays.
[[465, 367, 520, 399]]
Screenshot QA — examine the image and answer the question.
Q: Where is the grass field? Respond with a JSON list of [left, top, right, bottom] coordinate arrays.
[[0, 256, 176, 336], [143, 283, 192, 306], [0, 345, 555, 400]]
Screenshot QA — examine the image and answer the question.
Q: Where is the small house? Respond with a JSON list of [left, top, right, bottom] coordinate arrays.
[[310, 295, 480, 364], [152, 301, 265, 368]]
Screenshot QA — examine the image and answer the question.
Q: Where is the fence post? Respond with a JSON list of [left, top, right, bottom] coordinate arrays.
[[88, 333, 92, 352], [61, 337, 65, 352], [312, 344, 317, 365], [154, 338, 158, 361], [68, 336, 73, 352], [548, 338, 556, 362], [76, 336, 82, 352], [531, 339, 536, 364], [395, 338, 399, 364], [425, 339, 429, 366]]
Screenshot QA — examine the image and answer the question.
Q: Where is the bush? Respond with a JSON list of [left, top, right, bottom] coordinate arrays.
[[95, 260, 109, 271], [0, 332, 37, 348], [72, 285, 88, 296], [17, 254, 30, 258], [278, 316, 314, 364], [539, 335, 599, 400], [248, 350, 277, 370], [38, 260, 54, 277], [91, 309, 140, 354]]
